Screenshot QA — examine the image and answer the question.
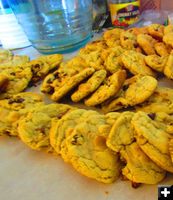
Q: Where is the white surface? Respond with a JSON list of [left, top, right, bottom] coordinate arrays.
[[0, 13, 31, 49], [0, 44, 173, 200]]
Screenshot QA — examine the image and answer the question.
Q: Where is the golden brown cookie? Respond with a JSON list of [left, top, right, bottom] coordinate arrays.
[[169, 139, 173, 163], [78, 48, 104, 70], [0, 54, 30, 78], [100, 48, 113, 61], [84, 38, 108, 51], [50, 109, 87, 157], [103, 28, 124, 47], [50, 108, 121, 183], [50, 109, 112, 162], [18, 103, 73, 152], [104, 46, 125, 74], [101, 75, 157, 112], [40, 70, 59, 94], [154, 42, 169, 57], [107, 111, 166, 185], [30, 54, 63, 83], [147, 24, 164, 41], [101, 94, 129, 113], [0, 49, 13, 64], [121, 142, 166, 185], [59, 56, 89, 73], [132, 111, 173, 173], [84, 70, 126, 107], [121, 50, 156, 76], [66, 122, 122, 183], [135, 87, 173, 114], [137, 34, 156, 55], [144, 54, 168, 72], [1, 55, 30, 67], [163, 33, 173, 48], [126, 27, 143, 36], [104, 112, 121, 126], [71, 70, 107, 102], [0, 92, 44, 136], [0, 64, 33, 99], [124, 75, 158, 106], [120, 30, 138, 50], [37, 54, 63, 69], [106, 111, 135, 152], [51, 67, 95, 102], [40, 57, 89, 94], [0, 72, 9, 93], [30, 59, 52, 83], [164, 50, 173, 79]]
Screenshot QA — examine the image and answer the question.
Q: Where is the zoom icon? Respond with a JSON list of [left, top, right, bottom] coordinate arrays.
[[158, 185, 173, 200]]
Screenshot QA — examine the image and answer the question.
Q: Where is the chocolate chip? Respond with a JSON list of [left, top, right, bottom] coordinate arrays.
[[71, 135, 79, 145], [54, 72, 60, 79], [10, 72, 15, 76], [120, 175, 128, 181], [116, 102, 123, 106], [34, 64, 40, 68], [134, 43, 138, 48], [8, 99, 15, 104], [92, 40, 98, 44], [8, 98, 25, 104], [58, 110, 69, 119], [16, 98, 25, 103], [47, 78, 53, 84], [131, 182, 141, 189], [71, 134, 83, 145], [123, 84, 129, 91], [37, 127, 45, 134], [71, 72, 78, 76], [28, 81, 37, 87], [148, 113, 156, 120], [57, 77, 62, 82], [48, 88, 54, 94]]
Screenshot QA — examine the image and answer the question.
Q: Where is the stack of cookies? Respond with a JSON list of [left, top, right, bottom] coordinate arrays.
[[40, 24, 173, 114], [48, 108, 173, 187], [0, 49, 62, 99]]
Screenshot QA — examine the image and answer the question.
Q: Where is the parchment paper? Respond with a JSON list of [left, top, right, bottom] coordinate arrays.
[[0, 43, 173, 200]]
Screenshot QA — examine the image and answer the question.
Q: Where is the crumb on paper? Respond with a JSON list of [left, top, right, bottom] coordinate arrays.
[[105, 191, 109, 195]]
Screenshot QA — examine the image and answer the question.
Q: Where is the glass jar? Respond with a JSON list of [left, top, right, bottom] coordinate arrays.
[[108, 0, 140, 28], [7, 0, 93, 54]]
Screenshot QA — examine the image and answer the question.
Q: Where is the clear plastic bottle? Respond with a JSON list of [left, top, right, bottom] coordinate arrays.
[[7, 0, 93, 54], [108, 0, 140, 28], [0, 0, 30, 49]]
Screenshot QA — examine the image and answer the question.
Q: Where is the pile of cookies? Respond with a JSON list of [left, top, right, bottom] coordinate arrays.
[[0, 49, 62, 99], [40, 24, 173, 114], [0, 91, 173, 187], [1, 24, 173, 188]]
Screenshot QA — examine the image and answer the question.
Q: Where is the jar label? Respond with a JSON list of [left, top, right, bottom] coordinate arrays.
[[109, 1, 140, 27]]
